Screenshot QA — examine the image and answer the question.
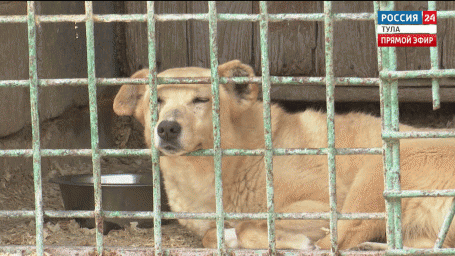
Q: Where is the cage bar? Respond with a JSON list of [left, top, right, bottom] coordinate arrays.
[[259, 1, 278, 253], [434, 199, 455, 248], [323, 1, 340, 254], [2, 10, 455, 24], [0, 210, 386, 221], [26, 2, 45, 256], [383, 130, 455, 139], [381, 69, 455, 79], [428, 1, 441, 110], [7, 75, 455, 88], [0, 147, 384, 158], [207, 1, 227, 253], [84, 1, 105, 254], [9, 75, 455, 88], [144, 2, 163, 255], [378, 1, 396, 250], [384, 190, 455, 198]]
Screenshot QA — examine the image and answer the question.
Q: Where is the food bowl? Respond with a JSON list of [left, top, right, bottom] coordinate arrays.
[[50, 173, 169, 234]]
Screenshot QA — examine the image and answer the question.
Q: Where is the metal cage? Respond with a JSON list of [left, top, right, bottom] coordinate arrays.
[[1, 1, 455, 255]]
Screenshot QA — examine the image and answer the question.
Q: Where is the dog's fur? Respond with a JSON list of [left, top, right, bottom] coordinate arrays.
[[113, 60, 455, 250]]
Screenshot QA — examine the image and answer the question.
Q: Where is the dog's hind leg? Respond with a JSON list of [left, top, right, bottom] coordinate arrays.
[[202, 219, 317, 249], [236, 200, 329, 249], [317, 160, 386, 250]]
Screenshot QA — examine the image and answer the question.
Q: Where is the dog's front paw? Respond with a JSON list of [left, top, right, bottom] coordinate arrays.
[[202, 228, 240, 248], [202, 228, 217, 248], [315, 235, 331, 250], [225, 228, 239, 248], [354, 242, 388, 251]]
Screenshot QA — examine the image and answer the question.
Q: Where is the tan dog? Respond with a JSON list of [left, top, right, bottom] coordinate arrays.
[[113, 60, 455, 250]]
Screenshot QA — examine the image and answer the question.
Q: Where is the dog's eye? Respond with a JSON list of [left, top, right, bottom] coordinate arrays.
[[157, 97, 163, 104], [192, 97, 210, 104]]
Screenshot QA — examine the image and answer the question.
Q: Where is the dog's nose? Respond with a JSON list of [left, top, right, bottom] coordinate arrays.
[[157, 121, 181, 140]]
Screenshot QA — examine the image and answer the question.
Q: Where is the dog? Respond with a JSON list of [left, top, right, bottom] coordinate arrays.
[[113, 60, 455, 250]]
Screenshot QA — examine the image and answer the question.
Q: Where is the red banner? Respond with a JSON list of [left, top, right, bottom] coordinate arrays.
[[422, 11, 437, 24], [378, 34, 437, 47]]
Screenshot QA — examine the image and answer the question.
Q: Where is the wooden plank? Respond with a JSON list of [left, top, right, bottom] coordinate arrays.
[[186, 1, 209, 67], [124, 1, 188, 74], [156, 2, 188, 71], [187, 1, 253, 68], [254, 2, 378, 77], [393, 1, 454, 72], [0, 2, 29, 137], [271, 85, 455, 102], [124, 1, 148, 75], [37, 1, 89, 119], [438, 1, 455, 70], [395, 2, 431, 71], [216, 2, 254, 65], [332, 1, 377, 77], [253, 1, 322, 76]]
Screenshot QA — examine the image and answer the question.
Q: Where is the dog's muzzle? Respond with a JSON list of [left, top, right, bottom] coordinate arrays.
[[157, 120, 182, 152], [158, 121, 181, 140]]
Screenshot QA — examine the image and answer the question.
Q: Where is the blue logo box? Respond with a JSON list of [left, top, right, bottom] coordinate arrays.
[[378, 11, 422, 25]]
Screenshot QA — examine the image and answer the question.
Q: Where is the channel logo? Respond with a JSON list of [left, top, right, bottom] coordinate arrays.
[[377, 11, 437, 47]]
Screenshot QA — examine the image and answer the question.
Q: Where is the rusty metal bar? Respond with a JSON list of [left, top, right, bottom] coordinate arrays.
[[0, 147, 384, 158], [6, 76, 455, 88], [384, 190, 455, 198], [84, 1, 104, 253], [208, 2, 227, 254], [145, 2, 163, 255], [0, 210, 386, 221], [2, 10, 455, 24], [259, 1, 277, 254], [381, 69, 455, 80], [324, 1, 339, 254], [378, 1, 396, 249], [0, 245, 387, 256], [434, 198, 455, 248], [383, 130, 455, 139], [26, 2, 44, 256], [428, 1, 441, 110]]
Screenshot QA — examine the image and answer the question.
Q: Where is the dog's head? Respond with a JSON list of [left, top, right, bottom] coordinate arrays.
[[113, 60, 257, 156]]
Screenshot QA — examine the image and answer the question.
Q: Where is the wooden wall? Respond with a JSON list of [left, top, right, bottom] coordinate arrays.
[[0, 1, 118, 140], [122, 1, 455, 102]]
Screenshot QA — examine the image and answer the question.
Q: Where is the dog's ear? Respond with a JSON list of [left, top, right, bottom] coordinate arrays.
[[218, 60, 258, 106], [113, 69, 149, 116]]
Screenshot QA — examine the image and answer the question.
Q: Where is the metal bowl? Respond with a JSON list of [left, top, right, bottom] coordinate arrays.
[[50, 173, 167, 234]]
